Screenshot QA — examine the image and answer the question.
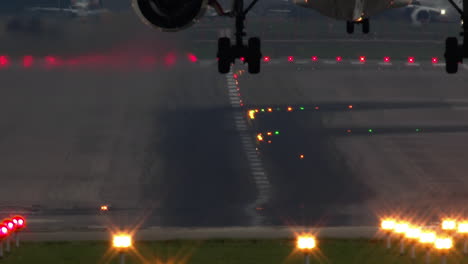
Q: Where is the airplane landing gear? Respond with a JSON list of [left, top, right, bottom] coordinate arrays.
[[215, 0, 262, 74], [444, 0, 468, 73], [346, 18, 370, 34]]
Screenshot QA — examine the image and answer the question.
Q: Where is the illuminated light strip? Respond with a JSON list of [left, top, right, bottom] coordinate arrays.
[[225, 68, 270, 226]]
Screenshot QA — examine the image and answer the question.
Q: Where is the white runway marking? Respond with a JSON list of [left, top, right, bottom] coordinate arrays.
[[225, 69, 271, 226]]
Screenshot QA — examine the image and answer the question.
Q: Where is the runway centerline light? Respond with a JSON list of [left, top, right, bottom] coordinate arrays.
[[384, 56, 391, 63], [263, 56, 271, 62], [408, 57, 415, 64], [113, 234, 132, 249], [432, 57, 439, 64], [297, 235, 316, 251], [287, 107, 293, 112], [311, 56, 318, 62], [0, 56, 10, 67], [359, 56, 366, 63], [288, 56, 294, 62], [336, 56, 342, 62], [100, 205, 109, 211], [380, 219, 396, 231], [23, 56, 34, 68], [442, 219, 457, 231]]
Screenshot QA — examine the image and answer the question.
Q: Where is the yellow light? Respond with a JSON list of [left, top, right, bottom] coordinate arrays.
[[405, 227, 421, 239], [419, 231, 436, 244], [100, 205, 109, 211], [380, 219, 396, 231], [458, 222, 468, 234], [442, 219, 457, 231], [394, 222, 409, 234], [257, 133, 264, 141], [434, 237, 453, 250], [113, 234, 132, 249], [248, 110, 256, 120], [297, 235, 316, 250]]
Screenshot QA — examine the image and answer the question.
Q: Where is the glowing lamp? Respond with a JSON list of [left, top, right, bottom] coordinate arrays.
[[380, 219, 396, 231], [288, 56, 294, 62], [297, 235, 316, 251], [384, 57, 391, 63], [432, 57, 439, 64], [457, 222, 468, 234], [408, 57, 415, 64], [434, 237, 453, 250], [359, 56, 366, 63], [11, 216, 25, 230], [263, 56, 271, 62], [405, 227, 421, 239], [419, 231, 436, 244], [248, 110, 256, 120], [311, 56, 318, 62], [336, 56, 342, 62], [113, 234, 132, 249], [3, 219, 16, 233], [442, 219, 456, 231], [0, 225, 8, 239], [394, 222, 409, 234]]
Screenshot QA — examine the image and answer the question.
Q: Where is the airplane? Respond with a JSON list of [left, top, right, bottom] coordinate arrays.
[[28, 0, 108, 18], [407, 0, 461, 26], [131, 0, 468, 74]]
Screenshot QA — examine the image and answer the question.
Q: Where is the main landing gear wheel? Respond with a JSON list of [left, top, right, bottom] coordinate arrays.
[[362, 18, 370, 34], [445, 37, 461, 74], [247, 37, 261, 74], [214, 0, 262, 74], [346, 21, 354, 34], [217, 37, 232, 74]]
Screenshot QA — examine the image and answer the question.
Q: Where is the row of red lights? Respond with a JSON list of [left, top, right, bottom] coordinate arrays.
[[263, 56, 439, 64], [0, 54, 198, 68], [0, 216, 26, 239]]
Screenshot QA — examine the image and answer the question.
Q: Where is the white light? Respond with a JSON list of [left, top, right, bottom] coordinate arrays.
[[434, 237, 453, 250], [419, 232, 436, 244], [441, 9, 446, 15], [458, 222, 468, 234], [297, 235, 316, 250], [113, 234, 132, 248]]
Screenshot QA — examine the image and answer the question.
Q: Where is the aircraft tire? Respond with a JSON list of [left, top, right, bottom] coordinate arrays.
[[217, 37, 232, 74], [445, 37, 459, 74]]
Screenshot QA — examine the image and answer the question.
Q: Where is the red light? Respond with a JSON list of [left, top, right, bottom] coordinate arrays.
[[263, 56, 271, 62], [314, 106, 320, 110], [164, 53, 177, 66], [12, 216, 25, 229], [0, 225, 8, 238], [359, 56, 366, 63], [336, 56, 342, 62], [408, 57, 415, 64], [187, 53, 198, 63], [45, 56, 61, 67], [384, 56, 391, 63], [233, 74, 238, 79], [22, 55, 34, 68], [288, 56, 294, 62], [346, 129, 352, 133], [0, 55, 10, 67], [287, 106, 293, 112], [2, 219, 15, 232], [240, 57, 245, 62], [311, 56, 318, 62], [348, 105, 353, 109], [432, 57, 439, 64]]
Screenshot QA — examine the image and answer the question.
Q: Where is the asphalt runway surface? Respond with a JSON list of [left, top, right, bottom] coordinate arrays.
[[1, 15, 468, 233]]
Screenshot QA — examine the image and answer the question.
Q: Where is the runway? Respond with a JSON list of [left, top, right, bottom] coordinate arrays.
[[235, 62, 468, 226], [1, 13, 468, 233]]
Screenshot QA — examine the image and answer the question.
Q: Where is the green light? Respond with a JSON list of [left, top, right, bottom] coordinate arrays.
[[275, 131, 280, 135], [416, 128, 421, 132], [277, 107, 281, 111], [368, 129, 373, 133], [261, 109, 265, 112], [300, 107, 305, 110]]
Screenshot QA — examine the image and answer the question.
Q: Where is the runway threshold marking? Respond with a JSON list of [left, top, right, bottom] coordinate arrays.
[[225, 69, 271, 225]]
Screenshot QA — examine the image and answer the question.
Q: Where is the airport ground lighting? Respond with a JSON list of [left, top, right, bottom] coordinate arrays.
[[112, 233, 132, 264], [419, 231, 437, 264], [296, 234, 316, 264], [405, 227, 421, 259], [434, 237, 453, 264], [380, 219, 396, 249], [394, 222, 409, 255], [457, 221, 468, 254]]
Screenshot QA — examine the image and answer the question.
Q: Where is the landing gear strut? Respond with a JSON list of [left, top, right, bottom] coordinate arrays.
[[346, 18, 370, 34], [444, 0, 468, 73], [215, 0, 262, 74]]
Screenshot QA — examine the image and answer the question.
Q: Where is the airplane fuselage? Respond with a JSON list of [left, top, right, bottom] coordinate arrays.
[[294, 0, 413, 21]]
